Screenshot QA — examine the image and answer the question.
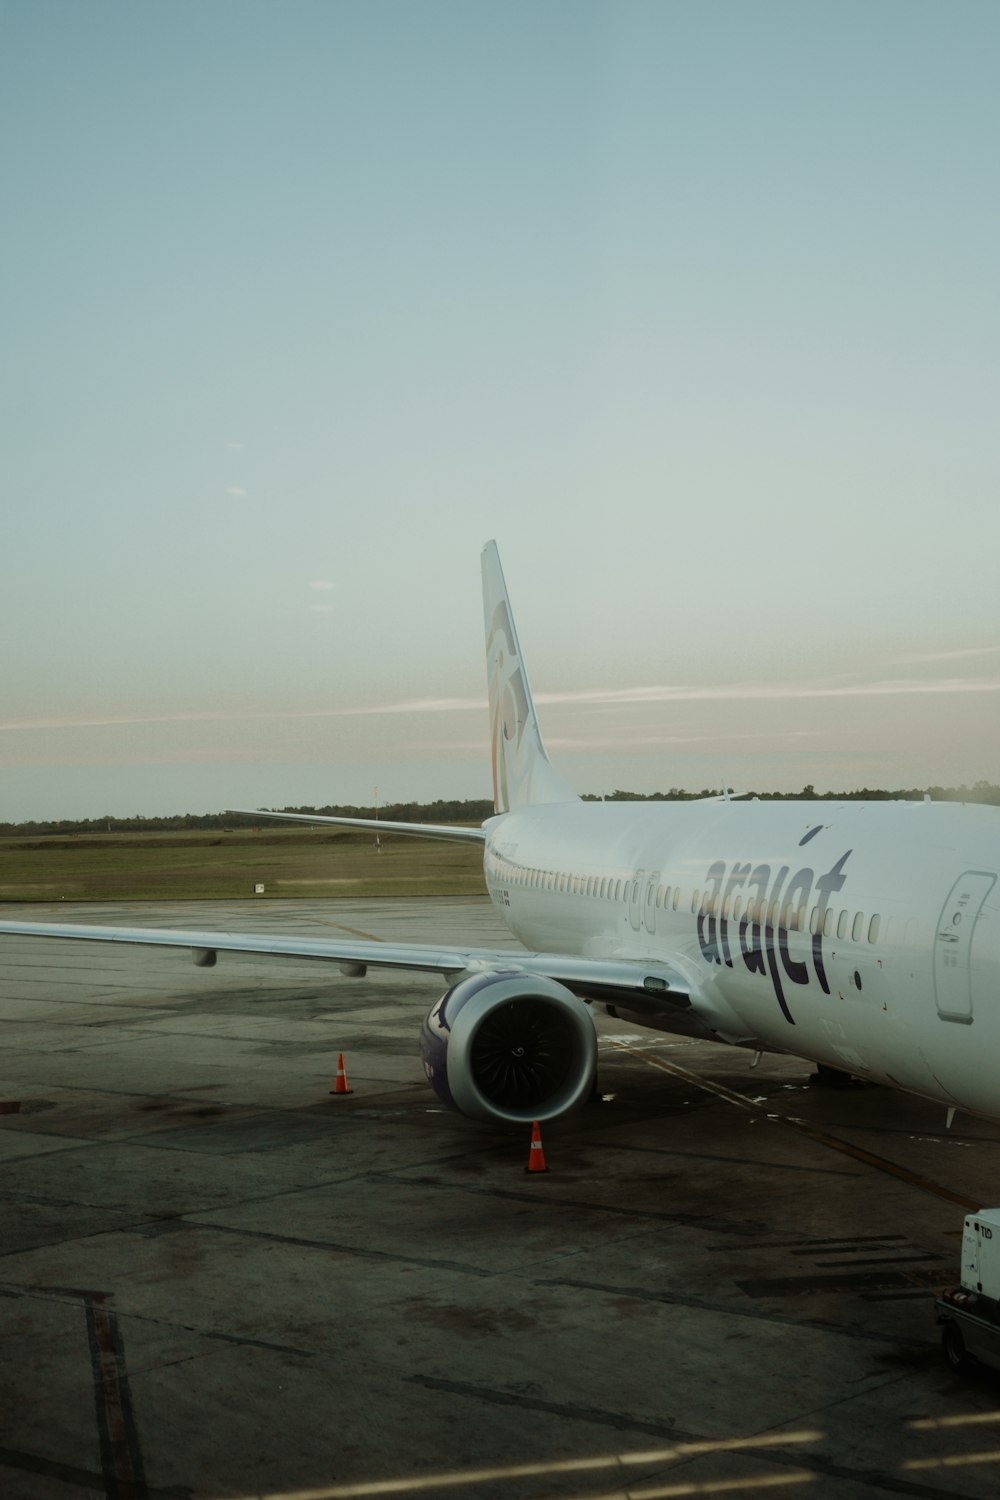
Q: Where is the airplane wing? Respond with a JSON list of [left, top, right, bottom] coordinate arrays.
[[229, 809, 487, 844], [0, 918, 690, 1011]]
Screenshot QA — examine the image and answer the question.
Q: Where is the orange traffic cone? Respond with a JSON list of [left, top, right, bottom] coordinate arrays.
[[525, 1119, 549, 1173], [330, 1052, 353, 1096]]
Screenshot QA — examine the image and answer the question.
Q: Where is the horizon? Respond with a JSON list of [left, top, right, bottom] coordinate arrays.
[[7, 776, 1000, 831]]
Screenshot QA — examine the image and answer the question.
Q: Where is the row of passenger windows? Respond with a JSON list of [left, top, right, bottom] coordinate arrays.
[[488, 854, 882, 947], [692, 888, 881, 945], [488, 856, 672, 906]]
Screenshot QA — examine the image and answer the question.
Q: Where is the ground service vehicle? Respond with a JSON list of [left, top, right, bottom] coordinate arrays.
[[935, 1208, 1000, 1372]]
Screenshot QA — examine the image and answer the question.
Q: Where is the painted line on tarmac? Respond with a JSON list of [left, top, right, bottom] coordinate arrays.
[[608, 1041, 979, 1211]]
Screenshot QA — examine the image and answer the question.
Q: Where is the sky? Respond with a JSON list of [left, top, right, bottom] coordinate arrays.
[[3, 0, 1000, 821]]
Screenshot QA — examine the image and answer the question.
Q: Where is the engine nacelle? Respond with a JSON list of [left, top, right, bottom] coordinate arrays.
[[420, 970, 597, 1126]]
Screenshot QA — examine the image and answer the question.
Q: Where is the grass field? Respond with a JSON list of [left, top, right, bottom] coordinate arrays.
[[0, 827, 486, 902]]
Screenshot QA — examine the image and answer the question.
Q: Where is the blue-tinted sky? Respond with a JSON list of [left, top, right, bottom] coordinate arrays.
[[3, 0, 999, 819]]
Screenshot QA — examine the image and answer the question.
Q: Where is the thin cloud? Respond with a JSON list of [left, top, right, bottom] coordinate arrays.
[[5, 675, 1000, 737], [533, 676, 1000, 707], [891, 644, 1000, 665], [309, 580, 335, 590], [0, 697, 483, 733], [225, 486, 247, 497]]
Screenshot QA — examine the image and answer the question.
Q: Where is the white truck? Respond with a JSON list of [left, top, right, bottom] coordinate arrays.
[[935, 1208, 1000, 1372]]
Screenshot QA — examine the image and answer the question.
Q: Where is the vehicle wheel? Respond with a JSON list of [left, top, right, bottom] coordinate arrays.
[[942, 1322, 970, 1373]]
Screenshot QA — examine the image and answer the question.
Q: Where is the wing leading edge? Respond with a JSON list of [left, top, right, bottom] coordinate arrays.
[[228, 809, 487, 843], [0, 918, 690, 1011]]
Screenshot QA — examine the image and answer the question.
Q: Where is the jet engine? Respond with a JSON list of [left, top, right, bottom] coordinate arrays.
[[420, 970, 597, 1125]]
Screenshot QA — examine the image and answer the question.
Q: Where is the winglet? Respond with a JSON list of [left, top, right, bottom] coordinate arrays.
[[482, 541, 578, 813]]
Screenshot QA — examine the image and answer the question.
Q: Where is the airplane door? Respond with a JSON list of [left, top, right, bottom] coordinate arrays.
[[934, 871, 996, 1024]]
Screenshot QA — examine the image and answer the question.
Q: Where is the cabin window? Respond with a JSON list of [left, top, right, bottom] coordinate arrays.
[[656, 884, 664, 907], [733, 895, 743, 922], [868, 913, 881, 944], [647, 882, 656, 907], [691, 889, 700, 914], [808, 906, 819, 934], [836, 910, 848, 940], [823, 908, 835, 938], [852, 911, 865, 943], [673, 888, 680, 911]]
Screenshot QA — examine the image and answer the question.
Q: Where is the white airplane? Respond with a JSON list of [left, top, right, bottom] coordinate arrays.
[[2, 542, 999, 1128]]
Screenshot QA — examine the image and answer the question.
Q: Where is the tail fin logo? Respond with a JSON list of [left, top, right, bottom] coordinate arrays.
[[486, 600, 529, 813], [481, 541, 578, 814]]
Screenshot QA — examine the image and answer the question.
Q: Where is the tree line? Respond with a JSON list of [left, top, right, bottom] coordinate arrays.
[[4, 781, 1000, 836]]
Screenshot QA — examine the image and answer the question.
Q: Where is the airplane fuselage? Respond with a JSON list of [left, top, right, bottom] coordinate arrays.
[[483, 798, 1000, 1119]]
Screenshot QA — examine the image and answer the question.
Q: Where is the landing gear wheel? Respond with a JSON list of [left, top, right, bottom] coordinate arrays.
[[942, 1321, 970, 1373], [809, 1064, 867, 1089]]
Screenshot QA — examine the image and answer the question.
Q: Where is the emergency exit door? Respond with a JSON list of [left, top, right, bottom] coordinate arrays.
[[934, 870, 996, 1023]]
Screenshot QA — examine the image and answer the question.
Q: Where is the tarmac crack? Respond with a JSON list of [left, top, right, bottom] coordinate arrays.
[[0, 1445, 191, 1499], [535, 1274, 927, 1346], [369, 1170, 766, 1233], [128, 1216, 496, 1277]]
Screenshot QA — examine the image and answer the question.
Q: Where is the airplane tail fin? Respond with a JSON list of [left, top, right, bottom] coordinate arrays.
[[482, 541, 579, 814]]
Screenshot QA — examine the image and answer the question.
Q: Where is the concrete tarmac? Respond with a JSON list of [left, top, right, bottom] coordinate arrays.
[[2, 897, 1000, 1500]]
